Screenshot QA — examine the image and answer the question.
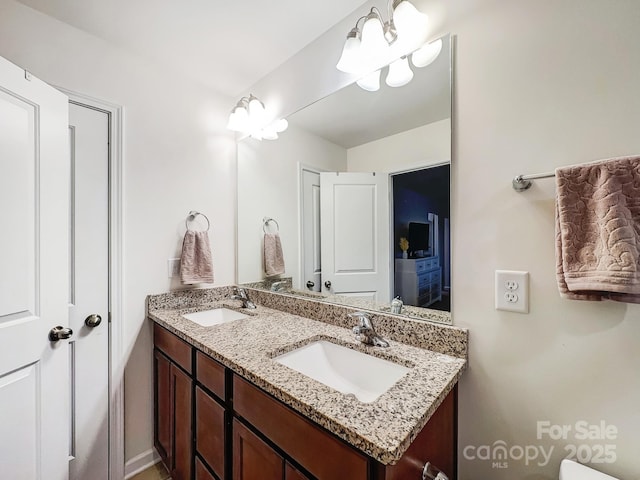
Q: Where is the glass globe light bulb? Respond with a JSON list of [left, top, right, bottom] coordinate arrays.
[[386, 56, 414, 87]]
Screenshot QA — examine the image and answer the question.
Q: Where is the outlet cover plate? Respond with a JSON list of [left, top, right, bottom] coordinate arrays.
[[495, 270, 529, 313]]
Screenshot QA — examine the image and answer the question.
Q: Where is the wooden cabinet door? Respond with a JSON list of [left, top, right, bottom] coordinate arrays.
[[233, 419, 283, 480], [378, 387, 456, 480], [196, 386, 225, 479], [195, 458, 217, 480], [172, 364, 193, 480], [285, 462, 310, 480], [154, 350, 172, 469]]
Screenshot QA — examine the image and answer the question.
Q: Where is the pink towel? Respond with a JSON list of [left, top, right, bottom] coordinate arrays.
[[180, 231, 214, 284], [555, 155, 640, 302], [263, 232, 285, 276]]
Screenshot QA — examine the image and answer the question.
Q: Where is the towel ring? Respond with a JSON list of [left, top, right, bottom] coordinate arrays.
[[262, 217, 279, 233], [186, 211, 210, 232]]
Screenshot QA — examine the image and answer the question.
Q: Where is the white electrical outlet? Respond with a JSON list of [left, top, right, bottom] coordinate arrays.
[[495, 270, 529, 313], [168, 258, 181, 278]]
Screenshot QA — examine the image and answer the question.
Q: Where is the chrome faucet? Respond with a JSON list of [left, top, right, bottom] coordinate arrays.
[[349, 312, 389, 347], [231, 287, 256, 309]]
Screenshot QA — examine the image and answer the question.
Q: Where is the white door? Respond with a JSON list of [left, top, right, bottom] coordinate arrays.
[[0, 57, 71, 479], [320, 172, 390, 301], [68, 102, 109, 480], [301, 168, 321, 292]]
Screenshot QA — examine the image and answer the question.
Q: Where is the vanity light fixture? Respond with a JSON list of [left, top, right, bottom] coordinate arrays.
[[226, 94, 288, 140], [336, 0, 441, 91]]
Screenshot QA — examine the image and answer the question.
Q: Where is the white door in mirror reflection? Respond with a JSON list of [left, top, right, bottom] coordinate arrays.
[[302, 169, 321, 292], [320, 172, 390, 301]]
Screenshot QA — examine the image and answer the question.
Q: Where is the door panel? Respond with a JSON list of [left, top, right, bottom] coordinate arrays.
[[0, 89, 35, 319], [0, 363, 38, 479], [0, 56, 70, 480], [68, 103, 109, 480], [233, 419, 283, 480], [301, 169, 321, 292], [320, 172, 390, 301]]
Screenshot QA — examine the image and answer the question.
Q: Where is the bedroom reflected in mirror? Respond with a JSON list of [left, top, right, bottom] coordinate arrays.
[[392, 164, 450, 312]]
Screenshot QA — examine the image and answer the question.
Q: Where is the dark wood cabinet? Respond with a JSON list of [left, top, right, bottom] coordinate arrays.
[[232, 419, 283, 480], [233, 375, 368, 480], [195, 458, 217, 480], [153, 325, 193, 480], [196, 386, 226, 479], [375, 388, 457, 479], [153, 323, 457, 480], [285, 462, 310, 480]]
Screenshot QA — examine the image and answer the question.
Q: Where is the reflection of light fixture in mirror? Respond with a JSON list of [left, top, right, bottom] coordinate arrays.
[[386, 56, 414, 87], [336, 1, 433, 91], [357, 69, 381, 91], [412, 38, 443, 68], [226, 94, 288, 140]]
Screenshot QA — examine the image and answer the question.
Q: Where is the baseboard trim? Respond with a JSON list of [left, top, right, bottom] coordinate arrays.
[[124, 449, 161, 479]]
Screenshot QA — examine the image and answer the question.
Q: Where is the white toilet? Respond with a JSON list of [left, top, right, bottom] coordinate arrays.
[[560, 459, 620, 479]]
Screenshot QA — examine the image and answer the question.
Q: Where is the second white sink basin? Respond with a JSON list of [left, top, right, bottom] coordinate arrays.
[[274, 340, 410, 403], [182, 308, 248, 326]]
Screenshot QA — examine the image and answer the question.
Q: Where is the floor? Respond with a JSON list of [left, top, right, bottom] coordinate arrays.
[[130, 462, 170, 480]]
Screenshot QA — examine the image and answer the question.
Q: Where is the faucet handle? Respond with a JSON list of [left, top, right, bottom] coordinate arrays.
[[349, 311, 372, 330]]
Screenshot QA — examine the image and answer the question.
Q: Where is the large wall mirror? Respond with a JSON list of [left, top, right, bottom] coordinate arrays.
[[237, 34, 452, 324]]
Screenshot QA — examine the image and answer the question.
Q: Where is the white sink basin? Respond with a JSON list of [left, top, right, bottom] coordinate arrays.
[[182, 308, 248, 326], [274, 340, 410, 403]]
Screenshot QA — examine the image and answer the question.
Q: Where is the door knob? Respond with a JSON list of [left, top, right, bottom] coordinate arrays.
[[84, 314, 102, 328], [306, 281, 315, 289], [324, 280, 332, 289], [49, 326, 73, 342]]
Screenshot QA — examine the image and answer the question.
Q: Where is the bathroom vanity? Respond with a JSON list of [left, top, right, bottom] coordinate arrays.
[[148, 287, 467, 480]]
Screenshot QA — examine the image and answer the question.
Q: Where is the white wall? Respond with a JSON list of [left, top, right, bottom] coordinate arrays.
[[0, 0, 236, 467], [347, 118, 450, 172], [247, 0, 640, 478], [237, 124, 347, 285]]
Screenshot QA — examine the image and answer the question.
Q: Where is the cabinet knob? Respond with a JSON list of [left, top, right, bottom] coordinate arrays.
[[324, 280, 332, 289], [306, 281, 315, 289]]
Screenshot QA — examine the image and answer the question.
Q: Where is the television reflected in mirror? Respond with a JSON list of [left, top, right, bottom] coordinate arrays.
[[408, 222, 431, 257]]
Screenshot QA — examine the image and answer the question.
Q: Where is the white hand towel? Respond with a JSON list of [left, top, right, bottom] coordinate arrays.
[[264, 232, 285, 276], [180, 230, 214, 284]]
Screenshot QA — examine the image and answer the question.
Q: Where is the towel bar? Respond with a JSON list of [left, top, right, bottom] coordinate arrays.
[[512, 172, 555, 192]]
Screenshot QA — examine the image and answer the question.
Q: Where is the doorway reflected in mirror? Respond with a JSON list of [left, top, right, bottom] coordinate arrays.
[[392, 164, 450, 312]]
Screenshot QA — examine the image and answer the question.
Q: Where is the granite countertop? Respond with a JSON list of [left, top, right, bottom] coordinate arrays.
[[148, 294, 466, 465]]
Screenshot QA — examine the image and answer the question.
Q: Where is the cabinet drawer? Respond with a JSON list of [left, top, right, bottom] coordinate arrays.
[[197, 351, 226, 400], [415, 259, 428, 273], [424, 257, 439, 269], [196, 387, 225, 479], [154, 324, 192, 374], [233, 376, 368, 480]]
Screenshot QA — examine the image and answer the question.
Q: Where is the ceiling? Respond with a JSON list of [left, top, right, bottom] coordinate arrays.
[[16, 0, 368, 97]]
